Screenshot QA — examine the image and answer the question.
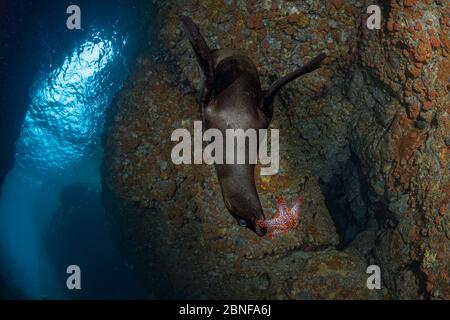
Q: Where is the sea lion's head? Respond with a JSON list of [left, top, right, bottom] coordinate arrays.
[[236, 216, 267, 237], [222, 190, 267, 237]]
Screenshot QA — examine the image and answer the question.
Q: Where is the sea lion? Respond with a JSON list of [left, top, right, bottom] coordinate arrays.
[[181, 16, 326, 237]]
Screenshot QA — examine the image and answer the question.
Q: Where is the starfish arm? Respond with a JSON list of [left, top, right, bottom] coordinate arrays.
[[257, 214, 283, 228], [268, 227, 291, 239], [275, 196, 289, 214], [290, 195, 303, 217]]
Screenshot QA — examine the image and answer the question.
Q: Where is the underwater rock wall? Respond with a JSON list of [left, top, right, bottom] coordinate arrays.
[[349, 0, 449, 299], [101, 0, 449, 299]]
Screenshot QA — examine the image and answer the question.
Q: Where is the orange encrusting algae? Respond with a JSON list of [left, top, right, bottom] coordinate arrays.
[[257, 195, 302, 239]]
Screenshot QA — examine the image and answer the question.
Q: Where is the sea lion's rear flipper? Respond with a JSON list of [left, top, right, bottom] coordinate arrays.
[[262, 53, 326, 119], [180, 16, 215, 107]]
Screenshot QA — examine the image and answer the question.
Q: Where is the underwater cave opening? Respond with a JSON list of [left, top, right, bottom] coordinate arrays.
[[0, 0, 154, 299]]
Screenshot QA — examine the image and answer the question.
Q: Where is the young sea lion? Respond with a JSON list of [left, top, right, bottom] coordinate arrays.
[[180, 16, 325, 237]]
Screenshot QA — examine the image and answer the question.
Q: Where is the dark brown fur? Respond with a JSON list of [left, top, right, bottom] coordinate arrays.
[[181, 16, 326, 236]]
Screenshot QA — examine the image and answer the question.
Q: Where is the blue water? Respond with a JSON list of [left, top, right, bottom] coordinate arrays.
[[0, 0, 152, 299]]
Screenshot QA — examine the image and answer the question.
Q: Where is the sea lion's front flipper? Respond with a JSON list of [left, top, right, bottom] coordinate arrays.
[[262, 53, 326, 119], [180, 16, 215, 108]]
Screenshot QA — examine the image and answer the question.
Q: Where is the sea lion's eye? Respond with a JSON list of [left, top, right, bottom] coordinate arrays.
[[238, 219, 247, 227]]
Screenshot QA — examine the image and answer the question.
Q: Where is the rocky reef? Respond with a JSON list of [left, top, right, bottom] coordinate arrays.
[[101, 0, 449, 299]]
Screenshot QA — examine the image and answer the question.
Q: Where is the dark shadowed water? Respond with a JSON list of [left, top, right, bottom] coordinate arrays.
[[0, 0, 153, 299]]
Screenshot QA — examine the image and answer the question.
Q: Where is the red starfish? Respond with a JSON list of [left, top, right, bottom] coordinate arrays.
[[257, 195, 302, 239]]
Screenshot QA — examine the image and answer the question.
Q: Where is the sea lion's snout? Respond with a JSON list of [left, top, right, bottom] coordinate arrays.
[[236, 217, 267, 237], [253, 224, 267, 237]]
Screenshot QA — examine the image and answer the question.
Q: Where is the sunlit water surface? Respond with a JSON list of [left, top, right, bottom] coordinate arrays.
[[17, 31, 125, 176]]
